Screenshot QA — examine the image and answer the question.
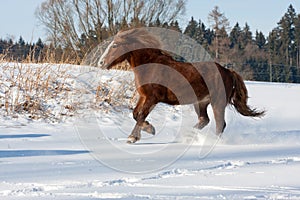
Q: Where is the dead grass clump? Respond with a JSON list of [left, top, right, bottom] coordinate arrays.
[[94, 71, 137, 113], [0, 62, 74, 122]]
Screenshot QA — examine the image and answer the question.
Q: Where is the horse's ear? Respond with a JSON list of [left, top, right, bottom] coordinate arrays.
[[160, 50, 169, 56]]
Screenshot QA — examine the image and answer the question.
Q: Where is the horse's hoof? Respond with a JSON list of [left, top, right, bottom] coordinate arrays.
[[193, 121, 209, 130], [127, 136, 139, 144], [142, 122, 155, 135], [127, 140, 135, 144]]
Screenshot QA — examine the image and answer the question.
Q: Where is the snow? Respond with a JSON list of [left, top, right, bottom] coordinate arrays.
[[1, 63, 300, 199]]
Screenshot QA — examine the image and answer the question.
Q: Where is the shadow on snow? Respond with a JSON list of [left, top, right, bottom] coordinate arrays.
[[0, 134, 50, 139], [0, 150, 89, 158]]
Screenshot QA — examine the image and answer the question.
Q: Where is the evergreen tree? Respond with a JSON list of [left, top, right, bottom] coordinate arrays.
[[268, 28, 283, 82], [229, 23, 242, 48], [242, 23, 252, 47], [277, 4, 297, 81], [169, 20, 182, 32], [204, 28, 214, 46], [194, 20, 208, 45], [162, 22, 169, 29], [18, 36, 25, 46], [155, 18, 162, 27], [0, 39, 4, 54], [217, 27, 230, 63], [294, 14, 300, 69], [184, 17, 198, 38], [36, 38, 44, 49], [34, 38, 45, 62], [255, 31, 266, 49]]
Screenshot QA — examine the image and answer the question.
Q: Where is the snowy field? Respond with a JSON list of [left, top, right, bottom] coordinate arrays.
[[1, 63, 300, 199]]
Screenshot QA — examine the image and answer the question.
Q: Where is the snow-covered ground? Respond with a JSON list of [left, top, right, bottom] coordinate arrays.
[[1, 63, 300, 199]]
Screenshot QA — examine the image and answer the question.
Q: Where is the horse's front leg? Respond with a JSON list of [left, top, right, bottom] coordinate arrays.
[[127, 123, 142, 144], [128, 97, 156, 144], [133, 97, 155, 135]]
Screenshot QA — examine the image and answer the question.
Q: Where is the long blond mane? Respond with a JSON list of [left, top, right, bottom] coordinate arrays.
[[117, 28, 162, 49]]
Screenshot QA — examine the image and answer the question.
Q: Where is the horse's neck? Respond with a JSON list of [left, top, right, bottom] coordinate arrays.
[[128, 51, 152, 68], [128, 49, 163, 68]]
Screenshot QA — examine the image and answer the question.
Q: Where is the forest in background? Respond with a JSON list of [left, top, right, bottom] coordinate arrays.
[[0, 1, 300, 83]]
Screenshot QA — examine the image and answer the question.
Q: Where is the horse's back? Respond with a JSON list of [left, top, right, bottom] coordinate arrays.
[[191, 62, 234, 102]]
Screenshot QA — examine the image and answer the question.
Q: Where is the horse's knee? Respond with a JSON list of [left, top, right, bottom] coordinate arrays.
[[133, 110, 138, 121], [133, 108, 143, 121]]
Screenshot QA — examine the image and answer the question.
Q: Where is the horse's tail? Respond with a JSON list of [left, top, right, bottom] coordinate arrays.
[[230, 70, 265, 117]]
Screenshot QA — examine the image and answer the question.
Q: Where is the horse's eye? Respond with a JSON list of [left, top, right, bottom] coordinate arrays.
[[112, 43, 118, 48]]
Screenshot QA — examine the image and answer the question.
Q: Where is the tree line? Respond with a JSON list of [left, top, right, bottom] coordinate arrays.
[[184, 5, 300, 83], [0, 1, 299, 83], [0, 37, 44, 62]]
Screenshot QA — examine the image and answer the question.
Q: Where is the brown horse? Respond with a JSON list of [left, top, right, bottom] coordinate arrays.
[[99, 28, 265, 144]]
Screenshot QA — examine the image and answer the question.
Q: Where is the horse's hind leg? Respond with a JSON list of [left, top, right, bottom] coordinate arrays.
[[193, 102, 210, 130], [211, 104, 226, 136]]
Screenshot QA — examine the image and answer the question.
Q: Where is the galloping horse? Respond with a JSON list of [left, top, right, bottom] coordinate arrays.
[[99, 28, 265, 144]]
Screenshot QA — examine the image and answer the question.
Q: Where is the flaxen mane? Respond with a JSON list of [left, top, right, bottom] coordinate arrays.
[[117, 28, 162, 50]]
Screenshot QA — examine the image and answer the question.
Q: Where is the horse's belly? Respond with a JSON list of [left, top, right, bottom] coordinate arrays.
[[164, 87, 209, 105]]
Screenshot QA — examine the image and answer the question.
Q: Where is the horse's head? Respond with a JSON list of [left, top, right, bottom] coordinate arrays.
[[99, 28, 161, 69], [98, 34, 127, 69]]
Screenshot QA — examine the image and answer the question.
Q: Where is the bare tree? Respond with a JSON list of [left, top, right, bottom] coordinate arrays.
[[36, 0, 186, 56], [208, 6, 230, 60]]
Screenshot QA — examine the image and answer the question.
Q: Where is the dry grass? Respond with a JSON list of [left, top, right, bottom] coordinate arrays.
[[0, 62, 74, 122], [0, 43, 139, 123], [0, 60, 138, 122], [94, 74, 137, 112]]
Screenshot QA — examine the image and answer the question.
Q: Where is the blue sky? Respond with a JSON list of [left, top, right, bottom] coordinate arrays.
[[184, 0, 300, 35], [0, 0, 299, 42], [0, 0, 45, 42]]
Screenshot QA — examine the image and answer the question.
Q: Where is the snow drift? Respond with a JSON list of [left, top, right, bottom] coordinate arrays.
[[1, 63, 300, 199]]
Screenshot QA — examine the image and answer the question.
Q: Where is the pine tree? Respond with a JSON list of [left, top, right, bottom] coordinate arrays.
[[18, 36, 25, 46], [268, 28, 282, 82], [155, 18, 162, 27], [218, 27, 230, 63], [294, 14, 300, 69], [255, 31, 266, 49], [184, 17, 198, 39], [229, 23, 242, 48], [204, 28, 214, 46], [242, 23, 252, 47], [169, 20, 182, 32], [34, 38, 45, 62], [194, 20, 206, 45], [277, 4, 297, 81]]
